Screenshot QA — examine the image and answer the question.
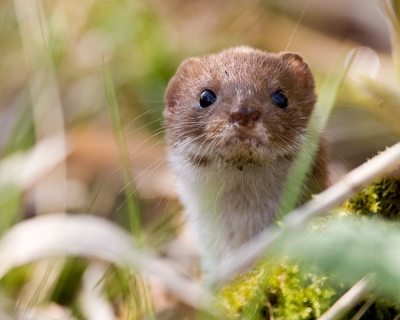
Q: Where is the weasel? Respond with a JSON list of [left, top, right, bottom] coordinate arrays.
[[163, 47, 327, 275]]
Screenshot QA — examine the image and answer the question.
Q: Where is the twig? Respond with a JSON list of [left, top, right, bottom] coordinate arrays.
[[210, 142, 400, 287], [318, 274, 376, 320]]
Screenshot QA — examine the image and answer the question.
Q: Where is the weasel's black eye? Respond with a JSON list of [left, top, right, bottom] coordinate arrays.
[[199, 90, 217, 108], [271, 90, 288, 109]]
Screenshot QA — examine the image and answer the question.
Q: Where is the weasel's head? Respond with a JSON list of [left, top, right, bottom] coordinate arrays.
[[164, 47, 316, 168]]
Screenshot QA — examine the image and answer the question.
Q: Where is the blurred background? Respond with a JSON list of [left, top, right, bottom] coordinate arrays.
[[0, 0, 400, 318]]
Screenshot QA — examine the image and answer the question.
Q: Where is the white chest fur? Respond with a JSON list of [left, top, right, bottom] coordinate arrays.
[[169, 149, 292, 273]]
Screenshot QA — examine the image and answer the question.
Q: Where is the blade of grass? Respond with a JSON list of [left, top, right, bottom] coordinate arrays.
[[0, 135, 68, 236], [276, 52, 352, 219], [102, 65, 154, 318], [381, 0, 400, 83], [0, 184, 21, 237], [78, 262, 115, 320], [0, 213, 217, 316], [350, 293, 378, 320], [318, 275, 376, 320], [102, 64, 143, 244], [1, 90, 35, 157], [0, 135, 68, 190], [13, 0, 67, 214], [21, 258, 65, 313]]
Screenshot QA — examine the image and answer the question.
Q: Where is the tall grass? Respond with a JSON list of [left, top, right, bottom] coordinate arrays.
[[0, 0, 400, 319], [103, 65, 142, 243]]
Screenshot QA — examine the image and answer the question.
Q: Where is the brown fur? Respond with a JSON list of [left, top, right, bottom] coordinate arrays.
[[163, 47, 327, 274]]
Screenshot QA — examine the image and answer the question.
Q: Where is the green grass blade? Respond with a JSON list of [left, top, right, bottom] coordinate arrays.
[[381, 0, 400, 83], [103, 64, 143, 243], [276, 54, 350, 219], [0, 184, 22, 237]]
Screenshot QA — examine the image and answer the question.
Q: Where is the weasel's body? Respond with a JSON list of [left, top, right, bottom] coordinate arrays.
[[164, 47, 327, 273]]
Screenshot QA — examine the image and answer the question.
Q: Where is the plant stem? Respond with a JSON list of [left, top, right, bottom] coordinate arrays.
[[276, 53, 350, 218], [103, 65, 143, 243], [211, 141, 400, 287], [381, 0, 400, 84], [318, 274, 376, 320]]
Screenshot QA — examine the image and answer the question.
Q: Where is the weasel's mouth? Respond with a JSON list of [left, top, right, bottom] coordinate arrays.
[[235, 130, 254, 141], [207, 126, 266, 150], [229, 128, 262, 145]]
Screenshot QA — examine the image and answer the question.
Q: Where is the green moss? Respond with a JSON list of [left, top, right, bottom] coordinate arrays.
[[344, 177, 400, 220], [340, 175, 400, 318], [216, 174, 400, 319], [216, 258, 335, 320]]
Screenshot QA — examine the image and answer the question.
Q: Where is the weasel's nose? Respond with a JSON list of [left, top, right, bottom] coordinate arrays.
[[230, 106, 261, 127]]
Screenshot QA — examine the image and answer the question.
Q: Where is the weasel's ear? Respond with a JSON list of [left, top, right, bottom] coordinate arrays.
[[164, 57, 200, 115], [165, 64, 186, 115], [279, 52, 314, 87], [164, 74, 180, 114]]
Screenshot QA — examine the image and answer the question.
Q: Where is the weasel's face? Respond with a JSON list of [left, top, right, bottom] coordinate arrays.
[[164, 47, 316, 167]]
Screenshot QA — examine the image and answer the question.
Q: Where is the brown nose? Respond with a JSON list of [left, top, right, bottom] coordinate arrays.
[[230, 106, 261, 127]]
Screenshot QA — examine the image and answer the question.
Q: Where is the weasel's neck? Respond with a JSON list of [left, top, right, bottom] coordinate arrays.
[[170, 152, 292, 273]]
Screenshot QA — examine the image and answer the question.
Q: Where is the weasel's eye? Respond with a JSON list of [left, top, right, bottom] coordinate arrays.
[[271, 90, 288, 109], [199, 90, 217, 108]]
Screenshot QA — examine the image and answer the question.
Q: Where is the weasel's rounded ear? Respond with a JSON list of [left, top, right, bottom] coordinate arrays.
[[164, 84, 177, 114], [164, 75, 180, 115], [164, 57, 201, 115], [279, 52, 314, 87]]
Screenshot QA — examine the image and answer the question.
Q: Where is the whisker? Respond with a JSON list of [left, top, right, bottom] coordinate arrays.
[[118, 153, 168, 194], [124, 106, 164, 130], [129, 129, 166, 160], [105, 129, 166, 181], [214, 179, 227, 217], [126, 117, 163, 136], [117, 154, 170, 211], [285, 3, 308, 51]]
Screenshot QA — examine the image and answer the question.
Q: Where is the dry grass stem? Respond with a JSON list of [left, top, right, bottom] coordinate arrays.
[[381, 0, 400, 38], [350, 293, 378, 320], [318, 274, 376, 320], [212, 142, 400, 286], [78, 262, 116, 320], [13, 0, 67, 213], [0, 213, 216, 316], [0, 135, 68, 189]]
